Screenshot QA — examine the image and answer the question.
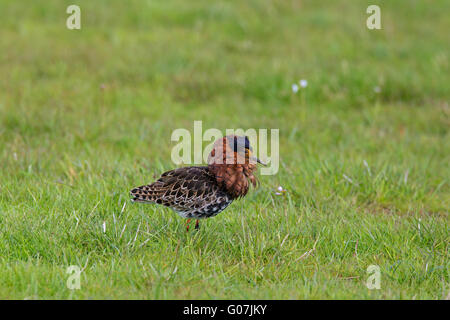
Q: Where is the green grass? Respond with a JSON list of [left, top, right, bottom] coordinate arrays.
[[0, 0, 448, 299]]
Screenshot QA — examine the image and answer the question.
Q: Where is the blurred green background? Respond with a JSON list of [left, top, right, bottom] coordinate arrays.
[[0, 0, 448, 299]]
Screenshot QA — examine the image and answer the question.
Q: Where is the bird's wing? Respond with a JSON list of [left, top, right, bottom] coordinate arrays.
[[130, 167, 230, 212]]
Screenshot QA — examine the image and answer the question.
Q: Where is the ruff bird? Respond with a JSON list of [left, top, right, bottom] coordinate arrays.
[[130, 135, 265, 231]]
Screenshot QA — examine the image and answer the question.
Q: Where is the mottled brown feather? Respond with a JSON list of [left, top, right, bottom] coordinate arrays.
[[207, 136, 258, 198], [130, 166, 232, 218]]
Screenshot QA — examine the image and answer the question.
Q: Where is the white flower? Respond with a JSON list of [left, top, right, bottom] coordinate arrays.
[[274, 186, 287, 196], [374, 86, 381, 93], [102, 221, 106, 233], [299, 79, 308, 88], [292, 83, 299, 93]]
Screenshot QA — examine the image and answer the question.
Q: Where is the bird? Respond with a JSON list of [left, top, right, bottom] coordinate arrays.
[[130, 135, 266, 231]]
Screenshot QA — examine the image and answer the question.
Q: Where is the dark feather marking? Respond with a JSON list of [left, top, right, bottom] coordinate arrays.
[[130, 166, 232, 219]]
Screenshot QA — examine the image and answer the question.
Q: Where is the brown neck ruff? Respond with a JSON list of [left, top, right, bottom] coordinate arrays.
[[207, 136, 258, 199]]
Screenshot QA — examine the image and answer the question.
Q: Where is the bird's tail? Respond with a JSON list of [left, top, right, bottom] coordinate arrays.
[[130, 182, 167, 203]]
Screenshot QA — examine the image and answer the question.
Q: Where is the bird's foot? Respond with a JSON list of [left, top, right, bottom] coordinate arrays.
[[186, 219, 191, 232]]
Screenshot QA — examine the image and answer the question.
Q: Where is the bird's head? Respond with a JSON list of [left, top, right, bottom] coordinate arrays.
[[207, 135, 266, 166]]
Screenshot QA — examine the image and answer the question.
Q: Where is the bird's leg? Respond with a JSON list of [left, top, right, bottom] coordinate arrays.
[[195, 219, 200, 230], [186, 219, 191, 232]]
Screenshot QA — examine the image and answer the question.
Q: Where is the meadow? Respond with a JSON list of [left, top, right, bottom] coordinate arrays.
[[0, 0, 448, 299]]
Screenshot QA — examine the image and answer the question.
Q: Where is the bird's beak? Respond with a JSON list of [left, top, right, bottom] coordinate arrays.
[[255, 157, 267, 167], [249, 154, 267, 166], [256, 157, 267, 166], [245, 148, 267, 166]]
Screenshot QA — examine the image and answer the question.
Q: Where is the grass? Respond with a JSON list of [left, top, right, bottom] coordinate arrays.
[[0, 0, 448, 299]]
